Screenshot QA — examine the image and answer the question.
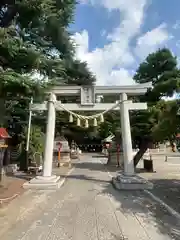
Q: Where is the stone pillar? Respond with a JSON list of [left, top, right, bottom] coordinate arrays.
[[43, 93, 56, 177], [120, 93, 134, 176], [112, 94, 153, 190], [23, 93, 61, 189]]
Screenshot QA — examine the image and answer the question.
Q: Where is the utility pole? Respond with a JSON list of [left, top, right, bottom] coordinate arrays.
[[24, 97, 33, 171]]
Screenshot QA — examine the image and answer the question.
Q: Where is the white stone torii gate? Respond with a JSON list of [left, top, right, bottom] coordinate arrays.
[[24, 82, 152, 189]]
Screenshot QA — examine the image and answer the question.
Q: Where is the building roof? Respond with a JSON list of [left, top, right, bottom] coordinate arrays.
[[0, 128, 10, 139], [102, 134, 115, 143]]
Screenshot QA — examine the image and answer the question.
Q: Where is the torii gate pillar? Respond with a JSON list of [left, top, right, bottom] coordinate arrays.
[[24, 93, 61, 189], [113, 93, 153, 189], [120, 93, 134, 176]]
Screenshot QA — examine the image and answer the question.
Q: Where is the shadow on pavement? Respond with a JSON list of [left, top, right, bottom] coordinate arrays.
[[148, 178, 180, 214], [101, 183, 180, 240], [5, 172, 33, 181], [60, 174, 110, 183], [91, 155, 108, 158], [74, 161, 119, 172], [71, 161, 180, 240]]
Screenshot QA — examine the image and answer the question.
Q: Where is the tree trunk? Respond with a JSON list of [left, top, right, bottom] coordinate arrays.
[[107, 154, 110, 165], [170, 139, 175, 152], [133, 140, 150, 167]]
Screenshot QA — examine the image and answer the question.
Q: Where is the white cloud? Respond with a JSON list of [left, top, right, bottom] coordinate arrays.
[[135, 23, 171, 60], [71, 30, 89, 60], [73, 0, 149, 85], [176, 40, 180, 49], [173, 21, 180, 30], [107, 69, 135, 85], [72, 30, 135, 85], [73, 0, 171, 86], [100, 29, 106, 37]]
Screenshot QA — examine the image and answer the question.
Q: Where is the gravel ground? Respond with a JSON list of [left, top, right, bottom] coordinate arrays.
[[0, 154, 179, 240]]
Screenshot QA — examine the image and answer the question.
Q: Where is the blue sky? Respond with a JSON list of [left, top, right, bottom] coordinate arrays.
[[70, 0, 180, 85]]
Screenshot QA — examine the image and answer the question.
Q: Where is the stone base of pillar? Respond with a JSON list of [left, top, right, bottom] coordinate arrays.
[[23, 175, 62, 190], [112, 173, 153, 190]]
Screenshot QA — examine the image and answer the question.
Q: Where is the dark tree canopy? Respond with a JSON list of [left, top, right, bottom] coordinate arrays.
[[132, 48, 180, 165], [0, 0, 96, 139], [134, 48, 180, 102]]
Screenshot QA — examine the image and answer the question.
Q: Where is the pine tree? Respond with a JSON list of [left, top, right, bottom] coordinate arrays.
[[0, 1, 96, 171], [132, 48, 180, 166]]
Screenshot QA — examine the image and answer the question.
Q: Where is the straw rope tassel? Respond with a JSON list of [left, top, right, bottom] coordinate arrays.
[[93, 118, 97, 127], [69, 114, 73, 123], [77, 118, 80, 126], [100, 114, 104, 123], [85, 119, 89, 128]]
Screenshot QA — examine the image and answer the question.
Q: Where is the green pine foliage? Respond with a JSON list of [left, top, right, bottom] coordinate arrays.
[[132, 48, 180, 165], [0, 0, 96, 166]]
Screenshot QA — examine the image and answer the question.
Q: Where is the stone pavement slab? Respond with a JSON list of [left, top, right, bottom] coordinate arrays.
[[0, 165, 73, 237], [0, 155, 179, 240]]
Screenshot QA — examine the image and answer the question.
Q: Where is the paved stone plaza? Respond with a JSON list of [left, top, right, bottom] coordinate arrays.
[[0, 154, 180, 240]]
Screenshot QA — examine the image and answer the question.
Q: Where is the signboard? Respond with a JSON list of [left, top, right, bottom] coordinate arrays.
[[54, 140, 70, 152]]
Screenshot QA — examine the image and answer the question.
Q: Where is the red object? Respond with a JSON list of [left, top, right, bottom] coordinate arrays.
[[116, 144, 120, 166], [117, 144, 120, 152], [58, 142, 62, 151], [105, 143, 109, 148], [56, 141, 62, 150], [105, 143, 111, 149], [0, 128, 10, 139]]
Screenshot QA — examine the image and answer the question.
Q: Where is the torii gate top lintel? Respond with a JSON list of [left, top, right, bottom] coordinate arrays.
[[47, 82, 152, 107], [30, 82, 152, 111], [49, 82, 152, 96]]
